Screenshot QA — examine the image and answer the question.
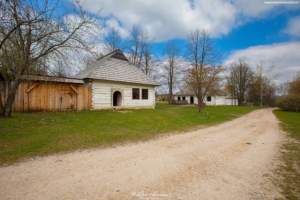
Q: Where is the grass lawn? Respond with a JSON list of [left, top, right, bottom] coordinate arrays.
[[0, 102, 262, 166], [273, 109, 300, 199]]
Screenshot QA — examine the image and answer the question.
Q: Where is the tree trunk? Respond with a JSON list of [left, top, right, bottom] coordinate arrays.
[[3, 80, 20, 117], [169, 80, 172, 105], [260, 82, 263, 106], [0, 83, 4, 117], [198, 97, 202, 113]]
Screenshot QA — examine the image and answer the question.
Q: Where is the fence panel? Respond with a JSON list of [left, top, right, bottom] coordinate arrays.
[[0, 81, 91, 112]]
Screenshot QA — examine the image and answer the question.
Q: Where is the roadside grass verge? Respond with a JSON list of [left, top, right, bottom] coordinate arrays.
[[273, 109, 300, 199], [0, 103, 262, 166]]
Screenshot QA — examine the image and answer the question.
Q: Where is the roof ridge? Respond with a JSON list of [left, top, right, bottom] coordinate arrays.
[[96, 49, 120, 60]]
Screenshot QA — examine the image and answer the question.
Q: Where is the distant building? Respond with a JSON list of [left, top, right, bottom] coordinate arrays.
[[173, 90, 238, 106]]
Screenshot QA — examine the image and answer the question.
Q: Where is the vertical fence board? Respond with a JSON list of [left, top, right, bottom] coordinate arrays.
[[88, 87, 92, 110], [24, 82, 28, 112]]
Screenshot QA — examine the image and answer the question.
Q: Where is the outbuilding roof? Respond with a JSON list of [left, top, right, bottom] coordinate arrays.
[[175, 88, 228, 96], [22, 75, 84, 84], [74, 50, 160, 86]]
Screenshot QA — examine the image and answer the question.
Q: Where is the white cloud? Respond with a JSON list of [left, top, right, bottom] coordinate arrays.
[[224, 41, 300, 83], [81, 0, 298, 42], [101, 18, 130, 38], [231, 0, 296, 19], [283, 15, 300, 37]]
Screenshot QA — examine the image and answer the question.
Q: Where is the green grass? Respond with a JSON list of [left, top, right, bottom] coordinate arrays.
[[0, 102, 262, 166], [273, 109, 300, 199]]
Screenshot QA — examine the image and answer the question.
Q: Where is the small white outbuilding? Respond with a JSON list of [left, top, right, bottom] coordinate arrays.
[[75, 50, 160, 109], [174, 92, 238, 106]]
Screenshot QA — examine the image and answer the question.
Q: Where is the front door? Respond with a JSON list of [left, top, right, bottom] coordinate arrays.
[[60, 87, 76, 111], [113, 91, 122, 106], [113, 92, 118, 106], [190, 96, 194, 104]]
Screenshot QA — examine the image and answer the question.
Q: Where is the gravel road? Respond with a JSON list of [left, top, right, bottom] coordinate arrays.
[[0, 108, 284, 199]]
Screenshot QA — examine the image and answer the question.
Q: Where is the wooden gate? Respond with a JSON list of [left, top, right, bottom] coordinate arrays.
[[0, 81, 92, 112], [60, 87, 76, 111]]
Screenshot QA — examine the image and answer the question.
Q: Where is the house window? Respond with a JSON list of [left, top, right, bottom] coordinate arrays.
[[142, 89, 148, 99], [207, 96, 211, 101], [182, 96, 186, 100], [132, 88, 140, 99], [178, 97, 181, 100]]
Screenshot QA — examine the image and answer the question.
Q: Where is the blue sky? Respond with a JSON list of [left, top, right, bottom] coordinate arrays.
[[77, 0, 300, 83]]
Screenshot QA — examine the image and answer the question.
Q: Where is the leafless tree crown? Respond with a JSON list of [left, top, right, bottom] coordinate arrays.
[[104, 27, 123, 53], [184, 28, 223, 112], [0, 0, 102, 117]]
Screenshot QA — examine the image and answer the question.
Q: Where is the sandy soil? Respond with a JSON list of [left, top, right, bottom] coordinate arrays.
[[0, 108, 284, 199]]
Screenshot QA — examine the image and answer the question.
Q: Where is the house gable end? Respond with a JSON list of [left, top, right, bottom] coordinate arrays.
[[110, 51, 129, 61]]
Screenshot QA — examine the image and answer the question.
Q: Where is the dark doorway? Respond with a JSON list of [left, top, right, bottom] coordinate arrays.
[[190, 96, 194, 104], [113, 91, 122, 106]]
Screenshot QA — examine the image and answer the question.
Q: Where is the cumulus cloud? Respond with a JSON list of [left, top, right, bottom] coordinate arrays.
[[81, 0, 298, 41], [224, 41, 300, 83], [101, 18, 130, 38], [231, 0, 297, 19], [283, 15, 300, 37]]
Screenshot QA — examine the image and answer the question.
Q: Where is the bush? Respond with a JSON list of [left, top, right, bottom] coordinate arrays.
[[276, 94, 300, 112]]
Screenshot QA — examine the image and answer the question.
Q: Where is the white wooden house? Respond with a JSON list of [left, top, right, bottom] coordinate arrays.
[[75, 50, 160, 109], [174, 92, 238, 106]]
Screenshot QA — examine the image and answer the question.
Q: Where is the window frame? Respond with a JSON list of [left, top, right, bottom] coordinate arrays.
[[142, 89, 148, 100], [132, 88, 140, 99], [182, 96, 186, 100], [178, 96, 181, 101]]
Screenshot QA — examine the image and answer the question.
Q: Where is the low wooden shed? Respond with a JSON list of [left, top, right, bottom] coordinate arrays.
[[0, 75, 92, 112]]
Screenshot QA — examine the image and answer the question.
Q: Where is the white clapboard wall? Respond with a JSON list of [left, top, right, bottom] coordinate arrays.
[[92, 80, 155, 109]]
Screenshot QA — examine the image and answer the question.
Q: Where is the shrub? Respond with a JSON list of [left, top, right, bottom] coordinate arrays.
[[276, 94, 300, 112]]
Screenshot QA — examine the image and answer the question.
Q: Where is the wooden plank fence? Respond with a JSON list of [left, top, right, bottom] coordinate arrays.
[[0, 81, 92, 112]]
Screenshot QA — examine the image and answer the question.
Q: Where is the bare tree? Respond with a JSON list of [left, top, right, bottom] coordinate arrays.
[[289, 72, 300, 112], [225, 64, 238, 105], [289, 71, 300, 95], [227, 58, 253, 106], [0, 0, 47, 50], [184, 65, 224, 111], [0, 37, 23, 80], [140, 43, 157, 79], [126, 25, 143, 67], [277, 71, 300, 112], [184, 28, 221, 112], [255, 61, 280, 106], [161, 41, 181, 104], [125, 25, 153, 70], [0, 0, 102, 117], [278, 81, 290, 96], [104, 27, 122, 53]]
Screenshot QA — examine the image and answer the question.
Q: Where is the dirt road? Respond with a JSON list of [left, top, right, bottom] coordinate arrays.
[[0, 108, 284, 199]]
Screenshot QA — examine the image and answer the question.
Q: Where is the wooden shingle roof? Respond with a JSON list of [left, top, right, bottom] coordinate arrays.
[[75, 50, 160, 86], [22, 75, 84, 84]]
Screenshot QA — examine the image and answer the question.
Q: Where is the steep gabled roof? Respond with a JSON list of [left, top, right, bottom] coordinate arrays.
[[75, 50, 160, 86]]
